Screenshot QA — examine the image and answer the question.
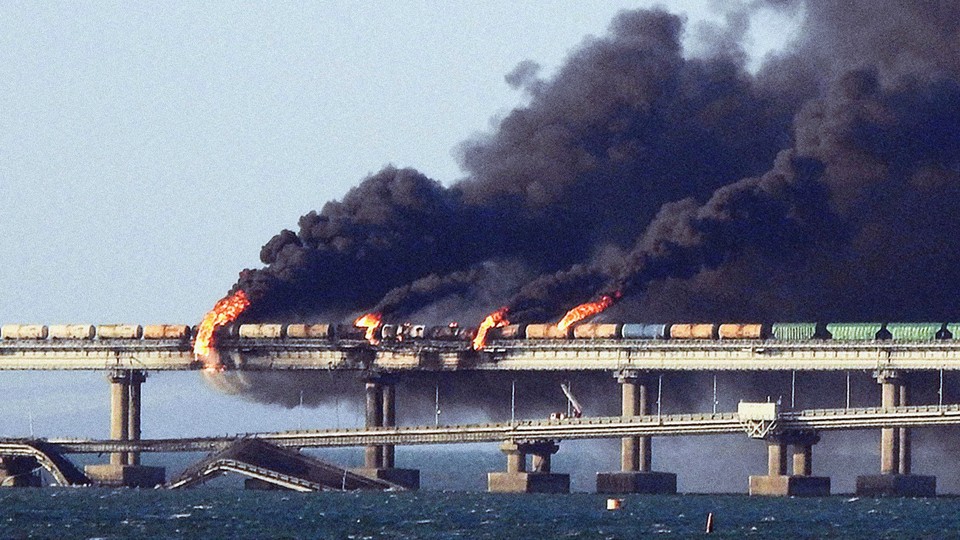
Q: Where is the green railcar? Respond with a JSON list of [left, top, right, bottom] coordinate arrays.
[[885, 323, 944, 341], [825, 323, 883, 340], [771, 323, 818, 341]]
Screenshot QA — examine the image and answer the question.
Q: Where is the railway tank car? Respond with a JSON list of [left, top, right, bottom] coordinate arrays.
[[621, 324, 668, 339], [573, 323, 621, 339], [494, 324, 527, 340], [525, 324, 571, 339], [49, 324, 96, 339], [143, 324, 191, 340], [97, 324, 143, 339], [669, 324, 717, 339], [285, 324, 333, 339], [238, 324, 285, 339], [425, 325, 476, 341], [0, 324, 48, 339], [718, 323, 768, 340]]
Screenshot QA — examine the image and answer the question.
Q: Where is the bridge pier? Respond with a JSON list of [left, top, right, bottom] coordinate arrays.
[[0, 456, 41, 487], [596, 371, 677, 494], [352, 375, 419, 490], [127, 370, 144, 466], [488, 440, 569, 493], [109, 370, 130, 466], [856, 371, 935, 497], [749, 431, 830, 496], [363, 378, 383, 469], [85, 370, 164, 488]]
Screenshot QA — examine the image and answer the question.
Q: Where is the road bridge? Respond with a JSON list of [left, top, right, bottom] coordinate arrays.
[[2, 403, 956, 496], [21, 403, 960, 453]]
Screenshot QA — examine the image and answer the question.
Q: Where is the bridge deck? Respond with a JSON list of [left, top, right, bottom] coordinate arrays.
[[4, 338, 960, 371]]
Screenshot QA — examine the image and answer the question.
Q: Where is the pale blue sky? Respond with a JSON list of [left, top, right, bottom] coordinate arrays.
[[0, 2, 802, 483]]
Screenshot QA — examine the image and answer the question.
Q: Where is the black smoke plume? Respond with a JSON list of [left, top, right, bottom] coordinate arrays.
[[233, 3, 960, 327], [217, 0, 960, 426], [206, 3, 960, 492], [234, 7, 793, 324], [499, 1, 960, 324]]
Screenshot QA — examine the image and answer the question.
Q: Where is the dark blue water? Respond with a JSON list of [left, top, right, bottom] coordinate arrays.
[[1, 490, 958, 539]]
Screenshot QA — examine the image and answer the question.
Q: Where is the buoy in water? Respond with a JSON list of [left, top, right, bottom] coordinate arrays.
[[606, 498, 623, 511]]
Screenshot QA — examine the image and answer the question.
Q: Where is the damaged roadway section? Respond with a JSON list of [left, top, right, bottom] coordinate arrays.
[[168, 439, 406, 491]]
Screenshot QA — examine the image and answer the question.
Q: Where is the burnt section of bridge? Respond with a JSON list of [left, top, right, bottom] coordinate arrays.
[[168, 439, 402, 491]]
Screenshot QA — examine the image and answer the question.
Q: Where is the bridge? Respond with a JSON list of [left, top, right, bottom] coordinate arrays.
[[1, 402, 956, 495], [25, 403, 960, 452], [1, 335, 958, 496]]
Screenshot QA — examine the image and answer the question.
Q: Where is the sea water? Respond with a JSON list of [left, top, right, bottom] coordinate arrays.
[[1, 490, 958, 539]]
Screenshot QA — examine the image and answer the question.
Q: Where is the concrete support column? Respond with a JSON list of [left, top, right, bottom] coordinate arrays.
[[531, 452, 551, 473], [127, 371, 146, 466], [899, 381, 911, 475], [856, 370, 934, 496], [768, 440, 788, 476], [792, 444, 813, 477], [619, 372, 650, 472], [489, 440, 568, 493], [109, 371, 130, 466], [352, 374, 419, 490], [620, 376, 639, 472], [750, 431, 828, 496], [597, 370, 676, 495], [878, 372, 901, 475], [638, 380, 651, 472], [503, 442, 525, 474], [381, 383, 396, 469], [85, 370, 165, 488], [364, 379, 383, 469]]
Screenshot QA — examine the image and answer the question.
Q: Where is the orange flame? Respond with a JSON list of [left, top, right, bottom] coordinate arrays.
[[193, 290, 251, 368], [473, 307, 510, 350], [556, 293, 618, 332], [354, 312, 383, 344]]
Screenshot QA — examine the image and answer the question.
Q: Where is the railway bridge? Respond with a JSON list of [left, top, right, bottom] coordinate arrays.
[[3, 336, 960, 495]]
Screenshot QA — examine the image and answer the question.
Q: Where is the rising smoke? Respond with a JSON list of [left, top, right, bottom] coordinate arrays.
[[212, 1, 960, 461], [233, 2, 960, 327], [235, 6, 795, 323]]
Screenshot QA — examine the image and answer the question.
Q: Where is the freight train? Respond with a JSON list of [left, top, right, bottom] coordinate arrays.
[[491, 322, 956, 341], [0, 324, 190, 340], [2, 321, 959, 342]]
